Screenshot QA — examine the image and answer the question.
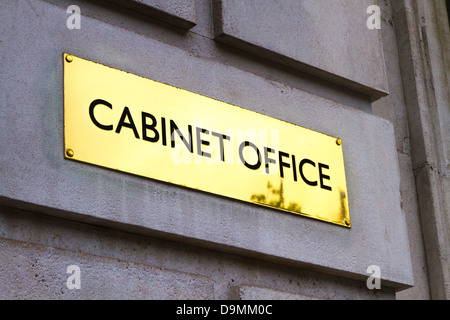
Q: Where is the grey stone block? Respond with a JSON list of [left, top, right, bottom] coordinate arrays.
[[213, 0, 388, 100], [0, 206, 396, 300], [106, 0, 197, 29], [0, 237, 213, 299], [232, 285, 321, 300], [395, 152, 430, 299]]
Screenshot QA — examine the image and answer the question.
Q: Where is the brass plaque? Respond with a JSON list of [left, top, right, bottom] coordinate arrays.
[[63, 53, 350, 227]]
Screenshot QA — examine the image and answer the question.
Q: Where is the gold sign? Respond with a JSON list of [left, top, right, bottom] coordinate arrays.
[[63, 53, 351, 227]]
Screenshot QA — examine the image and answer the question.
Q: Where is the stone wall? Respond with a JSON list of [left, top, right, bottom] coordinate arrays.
[[1, 0, 447, 299]]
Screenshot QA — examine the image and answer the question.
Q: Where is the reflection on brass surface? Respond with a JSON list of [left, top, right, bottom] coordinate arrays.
[[251, 180, 302, 214], [63, 53, 350, 227]]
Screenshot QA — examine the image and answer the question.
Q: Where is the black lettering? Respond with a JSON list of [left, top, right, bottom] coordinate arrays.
[[115, 106, 140, 139], [170, 120, 193, 153], [319, 163, 332, 191], [196, 127, 211, 158], [89, 99, 113, 131], [211, 131, 230, 162], [292, 154, 298, 182], [299, 159, 318, 186], [239, 141, 261, 170], [141, 112, 159, 142], [161, 117, 167, 146], [263, 147, 276, 174], [278, 151, 290, 178]]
